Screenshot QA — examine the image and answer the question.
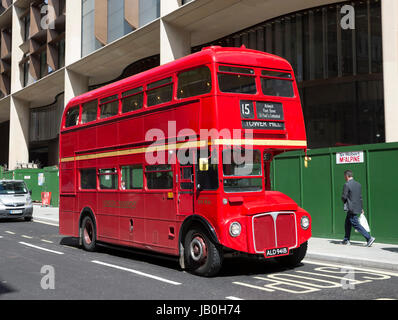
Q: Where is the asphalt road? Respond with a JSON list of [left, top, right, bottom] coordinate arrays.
[[1, 218, 398, 303]]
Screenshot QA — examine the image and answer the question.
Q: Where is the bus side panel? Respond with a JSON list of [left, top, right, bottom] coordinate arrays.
[[59, 196, 76, 236], [144, 191, 178, 254]]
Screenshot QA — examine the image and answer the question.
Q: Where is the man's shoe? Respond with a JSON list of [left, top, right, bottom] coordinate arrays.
[[366, 237, 375, 247], [341, 239, 351, 245]]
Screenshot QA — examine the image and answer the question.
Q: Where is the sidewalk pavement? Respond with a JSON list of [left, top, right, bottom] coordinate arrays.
[[32, 205, 398, 271]]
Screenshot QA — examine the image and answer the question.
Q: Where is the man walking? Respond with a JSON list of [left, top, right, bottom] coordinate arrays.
[[341, 170, 375, 247]]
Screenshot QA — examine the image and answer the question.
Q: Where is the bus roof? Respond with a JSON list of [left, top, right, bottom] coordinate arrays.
[[67, 46, 293, 107]]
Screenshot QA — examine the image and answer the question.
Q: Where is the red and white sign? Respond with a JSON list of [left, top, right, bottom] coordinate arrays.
[[336, 151, 364, 164]]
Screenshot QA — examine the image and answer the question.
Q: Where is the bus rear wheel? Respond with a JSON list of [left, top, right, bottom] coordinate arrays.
[[81, 216, 97, 252], [184, 228, 222, 277], [275, 241, 308, 268]]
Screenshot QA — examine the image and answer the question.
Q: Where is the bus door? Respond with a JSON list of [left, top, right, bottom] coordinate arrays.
[[177, 157, 195, 216]]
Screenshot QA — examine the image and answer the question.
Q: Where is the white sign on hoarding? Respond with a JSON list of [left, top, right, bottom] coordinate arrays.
[[336, 151, 364, 164]]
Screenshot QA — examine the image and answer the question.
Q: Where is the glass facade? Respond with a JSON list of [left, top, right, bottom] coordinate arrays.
[[193, 0, 384, 149], [82, 0, 104, 57], [82, 0, 160, 56]]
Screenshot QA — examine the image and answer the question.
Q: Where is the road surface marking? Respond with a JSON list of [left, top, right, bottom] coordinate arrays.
[[33, 220, 59, 227], [226, 296, 244, 300], [19, 242, 64, 255], [232, 281, 275, 292], [91, 260, 182, 286], [5, 231, 15, 235], [0, 236, 3, 239], [375, 298, 397, 300], [21, 235, 33, 239], [303, 259, 398, 277], [41, 239, 54, 244]]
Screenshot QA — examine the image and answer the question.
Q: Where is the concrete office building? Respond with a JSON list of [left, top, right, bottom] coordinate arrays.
[[0, 0, 396, 169]]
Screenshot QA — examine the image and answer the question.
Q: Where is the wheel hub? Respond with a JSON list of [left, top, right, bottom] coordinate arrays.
[[190, 236, 207, 263]]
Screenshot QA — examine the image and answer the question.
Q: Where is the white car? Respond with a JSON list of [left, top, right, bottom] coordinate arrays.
[[0, 180, 33, 221]]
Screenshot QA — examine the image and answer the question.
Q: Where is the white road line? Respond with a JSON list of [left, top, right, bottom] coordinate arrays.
[[41, 239, 54, 244], [0, 236, 3, 239], [226, 296, 244, 300], [232, 281, 275, 292], [19, 242, 64, 255], [5, 231, 15, 235], [33, 220, 59, 227], [21, 235, 33, 239], [303, 259, 398, 277], [91, 260, 182, 286], [375, 298, 397, 300]]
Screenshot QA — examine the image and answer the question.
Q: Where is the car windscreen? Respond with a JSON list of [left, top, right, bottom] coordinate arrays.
[[0, 182, 28, 194]]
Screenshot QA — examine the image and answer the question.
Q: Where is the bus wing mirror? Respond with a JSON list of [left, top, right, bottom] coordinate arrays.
[[199, 158, 209, 171]]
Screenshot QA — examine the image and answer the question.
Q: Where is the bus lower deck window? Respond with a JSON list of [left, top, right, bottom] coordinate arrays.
[[99, 169, 118, 190], [145, 165, 173, 189], [121, 165, 143, 189], [80, 169, 96, 190]]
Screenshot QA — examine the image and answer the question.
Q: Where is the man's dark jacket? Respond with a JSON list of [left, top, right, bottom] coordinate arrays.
[[341, 178, 363, 214]]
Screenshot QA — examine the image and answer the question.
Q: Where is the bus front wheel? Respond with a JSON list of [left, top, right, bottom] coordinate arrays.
[[184, 228, 223, 277], [81, 215, 97, 252]]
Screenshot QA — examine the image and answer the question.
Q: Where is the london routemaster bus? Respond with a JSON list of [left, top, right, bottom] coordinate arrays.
[[59, 46, 311, 277]]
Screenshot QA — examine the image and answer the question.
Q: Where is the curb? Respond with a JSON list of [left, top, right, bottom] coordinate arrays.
[[306, 252, 398, 272], [32, 217, 59, 226]]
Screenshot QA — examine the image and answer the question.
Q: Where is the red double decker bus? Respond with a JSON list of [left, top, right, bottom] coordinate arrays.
[[59, 46, 311, 276]]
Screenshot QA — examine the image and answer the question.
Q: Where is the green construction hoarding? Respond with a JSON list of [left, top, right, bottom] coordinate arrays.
[[271, 142, 398, 244]]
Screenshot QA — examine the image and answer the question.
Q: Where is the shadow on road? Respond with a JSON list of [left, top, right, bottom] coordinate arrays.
[[59, 236, 297, 277], [382, 247, 398, 253], [0, 280, 17, 296]]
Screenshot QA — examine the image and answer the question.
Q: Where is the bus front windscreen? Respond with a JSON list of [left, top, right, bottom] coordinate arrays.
[[223, 148, 263, 192]]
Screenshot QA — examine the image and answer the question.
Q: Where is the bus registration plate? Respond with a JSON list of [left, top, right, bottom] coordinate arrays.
[[265, 247, 289, 258]]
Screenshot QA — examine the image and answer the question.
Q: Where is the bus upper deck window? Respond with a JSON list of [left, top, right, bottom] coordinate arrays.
[[122, 87, 143, 113], [147, 77, 173, 107], [81, 100, 98, 124], [261, 70, 294, 98], [177, 66, 212, 99], [65, 106, 80, 128], [100, 94, 119, 119], [218, 66, 256, 94]]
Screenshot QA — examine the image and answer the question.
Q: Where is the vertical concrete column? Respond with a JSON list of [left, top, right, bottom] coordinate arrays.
[[160, 0, 190, 65], [64, 69, 88, 107], [10, 5, 24, 93], [65, 0, 83, 66], [382, 0, 398, 143], [64, 0, 87, 106], [8, 97, 29, 170]]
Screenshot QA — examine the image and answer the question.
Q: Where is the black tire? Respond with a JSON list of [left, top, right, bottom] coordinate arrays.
[[81, 215, 97, 252], [24, 217, 32, 222], [184, 227, 223, 277], [275, 241, 308, 268]]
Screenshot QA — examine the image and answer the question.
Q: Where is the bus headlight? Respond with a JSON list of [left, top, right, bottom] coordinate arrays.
[[229, 222, 241, 237], [301, 216, 310, 230]]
